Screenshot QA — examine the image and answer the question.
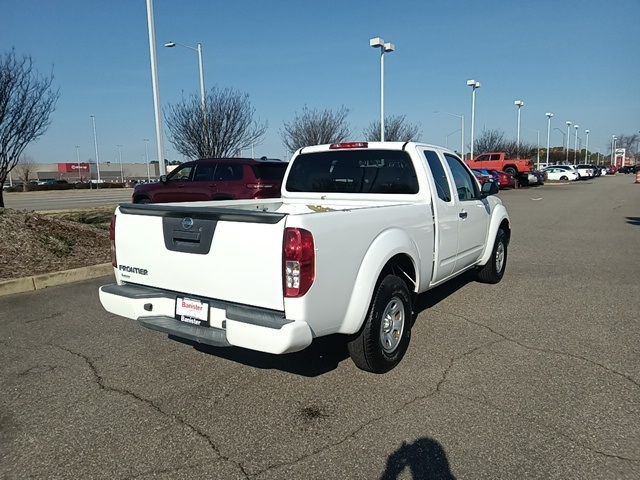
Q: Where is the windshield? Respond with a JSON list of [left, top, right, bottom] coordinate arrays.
[[286, 149, 419, 194]]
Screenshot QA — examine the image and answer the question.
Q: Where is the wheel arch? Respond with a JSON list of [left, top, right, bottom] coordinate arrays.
[[338, 229, 420, 335], [477, 207, 510, 266]]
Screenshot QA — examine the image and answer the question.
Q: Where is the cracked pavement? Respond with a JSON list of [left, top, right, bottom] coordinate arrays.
[[1, 175, 639, 479]]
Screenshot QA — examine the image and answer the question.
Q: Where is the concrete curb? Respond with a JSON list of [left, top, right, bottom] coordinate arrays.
[[0, 263, 113, 297]]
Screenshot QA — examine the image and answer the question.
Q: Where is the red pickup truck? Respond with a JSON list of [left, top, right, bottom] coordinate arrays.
[[466, 152, 533, 177]]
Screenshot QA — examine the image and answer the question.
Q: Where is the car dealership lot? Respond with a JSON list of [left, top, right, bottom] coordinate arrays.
[[1, 176, 638, 479], [3, 188, 134, 211]]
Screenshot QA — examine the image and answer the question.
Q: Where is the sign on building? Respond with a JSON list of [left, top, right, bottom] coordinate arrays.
[[58, 163, 90, 173]]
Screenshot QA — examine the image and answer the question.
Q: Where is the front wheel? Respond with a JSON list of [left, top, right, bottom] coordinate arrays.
[[560, 175, 568, 181], [347, 274, 412, 373], [476, 228, 508, 284]]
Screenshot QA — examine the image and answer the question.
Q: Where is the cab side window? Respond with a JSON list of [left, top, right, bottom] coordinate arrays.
[[214, 164, 243, 181], [168, 165, 193, 181], [193, 164, 215, 182], [443, 154, 479, 201], [423, 150, 451, 202]]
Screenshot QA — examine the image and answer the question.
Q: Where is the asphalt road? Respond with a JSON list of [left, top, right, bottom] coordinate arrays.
[[3, 188, 134, 211], [1, 176, 639, 479]]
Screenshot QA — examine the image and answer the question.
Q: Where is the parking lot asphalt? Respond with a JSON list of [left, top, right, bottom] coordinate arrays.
[[1, 175, 639, 479], [3, 188, 134, 211]]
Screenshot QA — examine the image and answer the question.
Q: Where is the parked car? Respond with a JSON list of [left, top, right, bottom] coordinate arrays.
[[487, 170, 516, 189], [466, 151, 534, 179], [101, 141, 511, 373], [574, 164, 595, 178], [472, 169, 493, 186], [542, 167, 579, 181], [132, 158, 288, 204]]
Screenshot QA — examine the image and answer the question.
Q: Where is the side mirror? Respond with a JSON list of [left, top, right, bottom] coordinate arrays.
[[480, 181, 499, 198], [160, 175, 167, 183]]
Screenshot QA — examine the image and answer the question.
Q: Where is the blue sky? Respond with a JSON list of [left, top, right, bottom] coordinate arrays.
[[2, 0, 639, 165]]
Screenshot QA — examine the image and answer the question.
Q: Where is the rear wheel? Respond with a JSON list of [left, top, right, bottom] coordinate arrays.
[[347, 274, 412, 373], [135, 197, 151, 204], [476, 228, 508, 284], [560, 175, 568, 181], [504, 166, 517, 176]]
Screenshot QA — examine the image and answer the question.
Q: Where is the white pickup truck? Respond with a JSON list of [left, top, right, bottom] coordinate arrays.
[[100, 142, 510, 373]]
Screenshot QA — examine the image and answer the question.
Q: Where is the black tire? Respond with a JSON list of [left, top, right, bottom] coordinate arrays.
[[560, 175, 568, 181], [135, 197, 152, 204], [347, 274, 412, 373], [504, 166, 517, 177], [476, 228, 508, 284]]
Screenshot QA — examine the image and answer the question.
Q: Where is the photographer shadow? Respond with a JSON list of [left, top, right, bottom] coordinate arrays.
[[380, 437, 455, 480]]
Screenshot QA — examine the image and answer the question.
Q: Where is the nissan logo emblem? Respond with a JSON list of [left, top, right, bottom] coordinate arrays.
[[181, 217, 194, 230]]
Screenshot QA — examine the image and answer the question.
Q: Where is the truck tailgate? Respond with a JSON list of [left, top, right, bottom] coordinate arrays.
[[115, 204, 287, 311]]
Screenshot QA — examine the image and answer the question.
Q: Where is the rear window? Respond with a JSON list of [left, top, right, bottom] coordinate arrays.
[[286, 149, 419, 194], [251, 164, 287, 180]]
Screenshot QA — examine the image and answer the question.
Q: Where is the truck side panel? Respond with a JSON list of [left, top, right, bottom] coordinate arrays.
[[283, 203, 433, 337]]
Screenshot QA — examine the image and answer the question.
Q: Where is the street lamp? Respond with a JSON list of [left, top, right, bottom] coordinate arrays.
[[143, 139, 151, 182], [116, 144, 124, 182], [545, 113, 554, 166], [370, 37, 395, 142], [467, 79, 481, 160], [435, 111, 464, 159], [584, 130, 590, 164], [573, 124, 580, 164], [514, 100, 524, 155], [90, 115, 101, 188], [75, 145, 81, 182], [611, 135, 617, 166], [445, 129, 461, 148], [565, 121, 572, 163], [145, 0, 167, 176], [164, 41, 206, 113]]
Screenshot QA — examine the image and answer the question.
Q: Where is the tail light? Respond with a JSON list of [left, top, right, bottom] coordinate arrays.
[[109, 215, 117, 268], [329, 142, 368, 149], [283, 228, 315, 297]]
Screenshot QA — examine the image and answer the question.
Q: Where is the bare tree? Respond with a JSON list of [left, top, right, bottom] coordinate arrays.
[[14, 155, 35, 191], [473, 129, 536, 159], [0, 50, 59, 207], [281, 106, 350, 152], [614, 133, 640, 158], [165, 87, 267, 159], [363, 115, 421, 142]]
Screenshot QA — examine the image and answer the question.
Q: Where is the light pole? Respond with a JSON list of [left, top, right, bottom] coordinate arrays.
[[369, 37, 395, 142], [529, 129, 540, 169], [145, 0, 167, 176], [90, 115, 101, 188], [467, 80, 481, 160], [611, 135, 617, 166], [565, 121, 572, 163], [545, 113, 553, 166], [143, 139, 151, 182], [435, 111, 464, 159], [445, 129, 461, 148], [584, 130, 590, 164], [116, 144, 124, 182], [573, 125, 580, 164], [164, 41, 206, 113], [514, 100, 524, 155], [75, 145, 81, 182]]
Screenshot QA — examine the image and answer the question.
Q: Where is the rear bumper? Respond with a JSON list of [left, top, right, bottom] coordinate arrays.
[[99, 283, 312, 354]]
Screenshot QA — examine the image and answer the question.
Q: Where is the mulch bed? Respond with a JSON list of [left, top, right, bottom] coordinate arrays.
[[0, 209, 110, 281]]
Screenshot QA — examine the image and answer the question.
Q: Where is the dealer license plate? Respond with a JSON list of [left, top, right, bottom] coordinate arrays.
[[176, 297, 209, 327]]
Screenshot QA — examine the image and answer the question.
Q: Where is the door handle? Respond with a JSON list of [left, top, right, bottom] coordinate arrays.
[[459, 211, 468, 219]]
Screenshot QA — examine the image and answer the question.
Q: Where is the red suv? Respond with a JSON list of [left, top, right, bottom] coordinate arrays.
[[132, 158, 288, 204]]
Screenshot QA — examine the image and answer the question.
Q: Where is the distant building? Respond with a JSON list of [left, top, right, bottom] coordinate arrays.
[[28, 162, 162, 182]]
